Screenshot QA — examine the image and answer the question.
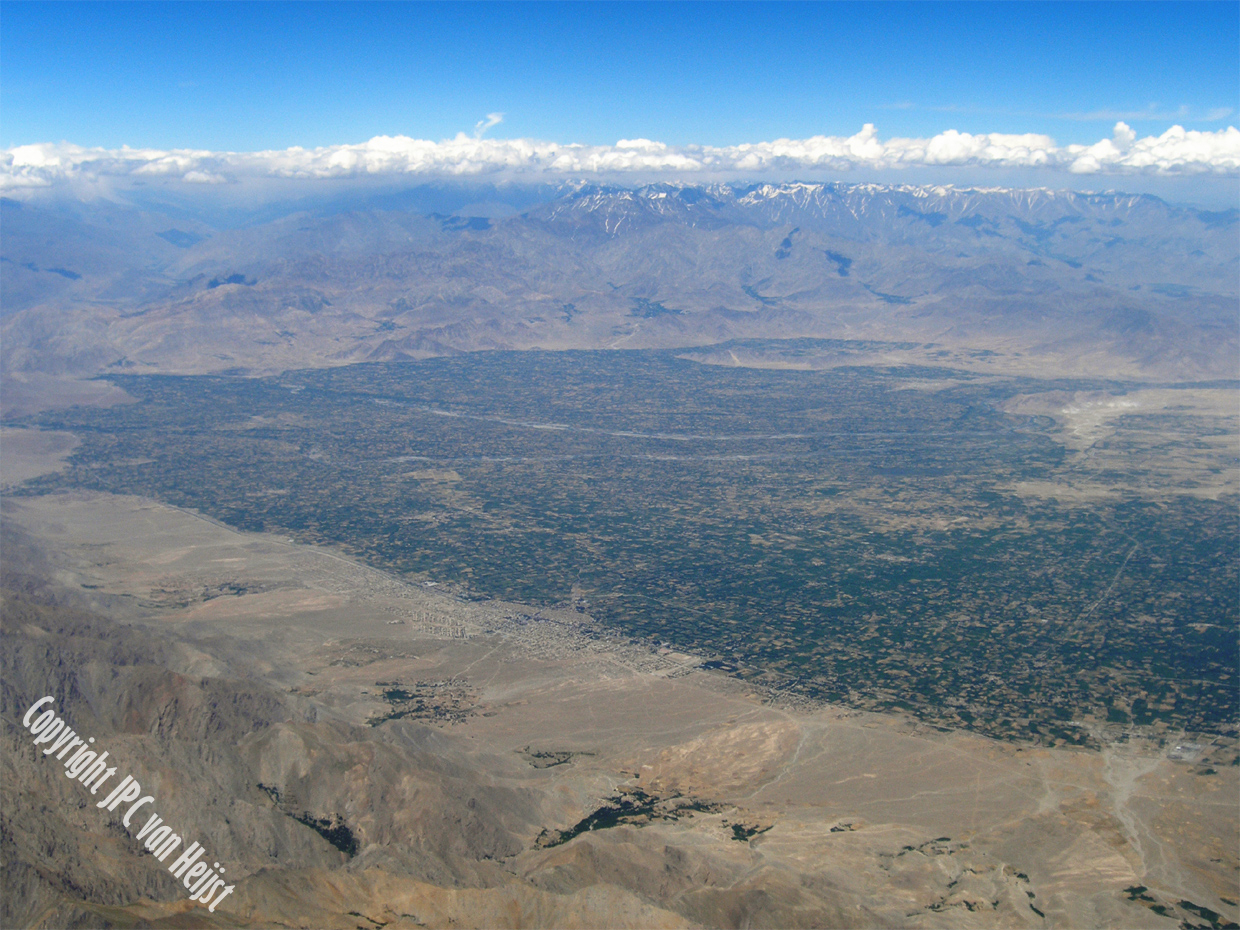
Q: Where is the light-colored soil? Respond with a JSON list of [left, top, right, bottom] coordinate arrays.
[[0, 428, 79, 487], [1000, 387, 1239, 501], [4, 489, 1236, 928]]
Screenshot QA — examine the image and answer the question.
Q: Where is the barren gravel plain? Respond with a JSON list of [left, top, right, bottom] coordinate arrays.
[[3, 474, 1235, 928]]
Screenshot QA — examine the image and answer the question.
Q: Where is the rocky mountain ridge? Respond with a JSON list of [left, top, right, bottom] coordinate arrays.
[[1, 181, 1235, 402]]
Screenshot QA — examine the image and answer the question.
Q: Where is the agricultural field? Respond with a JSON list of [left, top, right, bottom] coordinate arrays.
[[17, 342, 1239, 747]]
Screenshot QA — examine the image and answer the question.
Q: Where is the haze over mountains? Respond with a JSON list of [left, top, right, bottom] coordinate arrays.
[[2, 176, 1238, 928], [2, 181, 1236, 397]]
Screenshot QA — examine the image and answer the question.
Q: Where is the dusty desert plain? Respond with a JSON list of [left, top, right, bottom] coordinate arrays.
[[1, 420, 1237, 930]]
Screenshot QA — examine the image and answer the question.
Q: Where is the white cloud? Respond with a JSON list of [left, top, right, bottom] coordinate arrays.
[[473, 112, 504, 139], [181, 169, 228, 184], [2, 123, 1237, 193], [615, 139, 668, 151], [1060, 105, 1194, 122]]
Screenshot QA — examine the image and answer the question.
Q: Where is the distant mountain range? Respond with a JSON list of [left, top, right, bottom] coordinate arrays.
[[2, 182, 1236, 388]]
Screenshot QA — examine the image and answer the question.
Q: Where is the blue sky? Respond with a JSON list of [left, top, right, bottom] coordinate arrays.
[[3, 1, 1236, 151]]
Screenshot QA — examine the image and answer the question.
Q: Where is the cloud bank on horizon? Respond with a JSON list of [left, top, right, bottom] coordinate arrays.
[[4, 122, 1238, 194]]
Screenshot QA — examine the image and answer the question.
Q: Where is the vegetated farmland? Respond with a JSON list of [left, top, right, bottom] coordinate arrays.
[[19, 343, 1239, 747]]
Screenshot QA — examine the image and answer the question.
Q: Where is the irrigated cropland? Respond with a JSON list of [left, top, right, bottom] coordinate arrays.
[[17, 345, 1238, 748]]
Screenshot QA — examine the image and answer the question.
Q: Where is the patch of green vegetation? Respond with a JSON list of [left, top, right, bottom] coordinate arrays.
[[1179, 899, 1238, 929], [537, 789, 721, 847], [518, 747, 594, 768], [292, 812, 358, 856], [730, 822, 772, 841], [367, 679, 475, 726]]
